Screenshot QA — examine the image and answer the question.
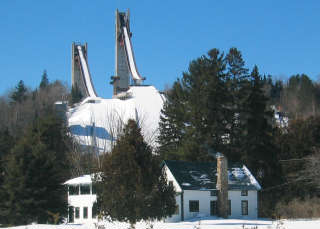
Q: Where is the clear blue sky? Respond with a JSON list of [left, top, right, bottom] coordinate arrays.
[[1, 1, 320, 98]]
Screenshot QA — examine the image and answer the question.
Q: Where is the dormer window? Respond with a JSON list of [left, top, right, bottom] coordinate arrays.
[[241, 190, 248, 196]]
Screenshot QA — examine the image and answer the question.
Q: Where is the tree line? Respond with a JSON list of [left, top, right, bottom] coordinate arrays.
[[157, 47, 320, 217], [0, 72, 176, 227], [0, 72, 73, 225], [1, 47, 320, 225]]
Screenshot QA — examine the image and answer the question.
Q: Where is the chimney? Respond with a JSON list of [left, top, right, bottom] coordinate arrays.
[[216, 154, 228, 218]]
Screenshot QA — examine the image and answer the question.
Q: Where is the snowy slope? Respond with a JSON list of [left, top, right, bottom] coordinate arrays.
[[5, 218, 320, 229], [68, 86, 164, 152]]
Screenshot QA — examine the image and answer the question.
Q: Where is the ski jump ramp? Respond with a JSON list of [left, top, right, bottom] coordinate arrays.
[[69, 10, 164, 153], [71, 43, 98, 98]]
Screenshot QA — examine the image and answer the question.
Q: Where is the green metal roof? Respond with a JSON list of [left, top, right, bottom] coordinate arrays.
[[163, 160, 261, 191]]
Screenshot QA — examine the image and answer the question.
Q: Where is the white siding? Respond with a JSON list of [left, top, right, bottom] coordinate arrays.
[[166, 189, 258, 222], [164, 165, 259, 221], [163, 165, 182, 192], [68, 184, 97, 224], [229, 190, 258, 218], [183, 190, 218, 219], [164, 165, 182, 222]]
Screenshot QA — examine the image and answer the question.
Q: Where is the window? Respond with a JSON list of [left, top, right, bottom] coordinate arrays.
[[80, 184, 90, 195], [83, 207, 88, 219], [169, 181, 173, 187], [210, 201, 217, 215], [189, 200, 199, 212], [228, 200, 231, 215], [241, 200, 248, 215], [174, 205, 179, 215], [241, 190, 248, 196], [92, 183, 97, 194], [69, 185, 79, 195], [75, 207, 80, 219], [210, 190, 217, 196]]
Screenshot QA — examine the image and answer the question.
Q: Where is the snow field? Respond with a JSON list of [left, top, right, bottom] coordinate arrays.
[[68, 86, 164, 152], [5, 218, 320, 229]]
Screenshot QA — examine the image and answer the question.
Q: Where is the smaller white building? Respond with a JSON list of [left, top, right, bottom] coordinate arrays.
[[163, 160, 261, 222], [64, 175, 98, 224], [64, 160, 261, 224]]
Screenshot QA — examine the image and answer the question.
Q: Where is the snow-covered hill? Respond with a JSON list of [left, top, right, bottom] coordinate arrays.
[[5, 218, 320, 229], [68, 86, 165, 152]]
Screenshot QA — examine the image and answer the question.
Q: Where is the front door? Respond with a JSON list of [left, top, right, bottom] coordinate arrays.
[[68, 206, 74, 223], [210, 200, 217, 216]]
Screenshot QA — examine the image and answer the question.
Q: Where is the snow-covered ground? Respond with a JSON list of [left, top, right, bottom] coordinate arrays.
[[68, 86, 165, 152], [5, 217, 320, 229]]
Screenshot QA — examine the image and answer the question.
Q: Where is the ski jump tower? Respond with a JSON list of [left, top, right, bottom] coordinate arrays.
[[110, 9, 145, 96], [71, 9, 145, 98], [71, 42, 98, 98]]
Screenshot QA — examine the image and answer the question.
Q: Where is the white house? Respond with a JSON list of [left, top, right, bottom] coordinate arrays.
[[64, 175, 98, 224], [163, 159, 261, 222], [64, 159, 261, 224]]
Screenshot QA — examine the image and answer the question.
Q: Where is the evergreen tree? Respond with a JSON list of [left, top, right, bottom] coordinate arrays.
[[0, 128, 15, 224], [10, 80, 28, 103], [270, 79, 283, 105], [0, 128, 14, 159], [159, 49, 228, 160], [0, 114, 70, 225], [225, 47, 250, 161], [97, 120, 176, 227], [40, 70, 49, 89], [158, 48, 252, 162], [158, 81, 187, 159], [241, 66, 278, 187]]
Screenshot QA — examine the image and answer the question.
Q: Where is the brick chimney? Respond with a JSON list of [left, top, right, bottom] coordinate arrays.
[[216, 154, 228, 218]]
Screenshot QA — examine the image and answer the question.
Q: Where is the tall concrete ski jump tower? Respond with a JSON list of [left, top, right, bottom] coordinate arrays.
[[110, 9, 145, 96], [71, 42, 98, 98], [71, 9, 144, 99]]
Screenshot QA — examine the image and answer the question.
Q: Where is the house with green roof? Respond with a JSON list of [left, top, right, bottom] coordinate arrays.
[[162, 159, 261, 222]]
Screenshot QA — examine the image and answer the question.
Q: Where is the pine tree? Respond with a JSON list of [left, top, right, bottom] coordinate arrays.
[[0, 128, 15, 225], [241, 66, 278, 187], [158, 81, 187, 159], [0, 114, 70, 225], [0, 128, 14, 159], [225, 47, 250, 161], [40, 70, 49, 89], [158, 48, 251, 161], [10, 80, 28, 103], [97, 119, 175, 227]]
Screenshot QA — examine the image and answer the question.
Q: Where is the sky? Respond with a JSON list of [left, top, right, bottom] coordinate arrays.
[[1, 1, 320, 98]]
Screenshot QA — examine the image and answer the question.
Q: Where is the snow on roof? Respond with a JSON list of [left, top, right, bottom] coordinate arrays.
[[68, 86, 164, 152], [64, 173, 102, 185], [164, 160, 261, 191], [243, 165, 262, 190], [64, 175, 93, 185]]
